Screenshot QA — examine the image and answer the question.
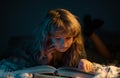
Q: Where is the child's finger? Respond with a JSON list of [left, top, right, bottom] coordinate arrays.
[[90, 63, 93, 72], [83, 64, 88, 72], [86, 63, 93, 72], [47, 48, 56, 53], [47, 44, 54, 49], [45, 47, 56, 55]]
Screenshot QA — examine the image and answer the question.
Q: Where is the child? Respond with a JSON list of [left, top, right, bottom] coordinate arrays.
[[32, 8, 93, 71], [0, 8, 93, 77]]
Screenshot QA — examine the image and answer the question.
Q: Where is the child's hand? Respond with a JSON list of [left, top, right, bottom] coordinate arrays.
[[40, 44, 56, 64], [78, 59, 93, 73], [44, 44, 56, 54]]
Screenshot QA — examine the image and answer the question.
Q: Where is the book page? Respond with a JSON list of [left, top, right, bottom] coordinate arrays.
[[56, 67, 95, 78], [14, 65, 56, 75]]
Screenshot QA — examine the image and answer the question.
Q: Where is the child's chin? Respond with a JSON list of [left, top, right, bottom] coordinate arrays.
[[59, 49, 68, 52], [56, 48, 68, 52]]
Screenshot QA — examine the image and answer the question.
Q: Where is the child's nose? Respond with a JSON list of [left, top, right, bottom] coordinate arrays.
[[61, 38, 64, 44], [61, 39, 67, 47]]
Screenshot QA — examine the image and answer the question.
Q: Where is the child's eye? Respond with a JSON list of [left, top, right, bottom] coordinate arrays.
[[55, 38, 61, 40], [66, 37, 71, 40]]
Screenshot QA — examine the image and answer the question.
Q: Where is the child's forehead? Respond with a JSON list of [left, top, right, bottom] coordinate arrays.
[[51, 31, 72, 37]]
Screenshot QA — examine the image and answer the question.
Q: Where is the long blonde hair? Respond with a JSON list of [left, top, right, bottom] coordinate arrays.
[[33, 9, 86, 67]]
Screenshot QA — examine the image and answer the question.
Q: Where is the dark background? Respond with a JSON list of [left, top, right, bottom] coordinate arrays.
[[0, 0, 120, 63]]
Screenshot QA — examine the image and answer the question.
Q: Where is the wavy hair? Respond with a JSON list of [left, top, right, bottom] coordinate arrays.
[[33, 9, 86, 67]]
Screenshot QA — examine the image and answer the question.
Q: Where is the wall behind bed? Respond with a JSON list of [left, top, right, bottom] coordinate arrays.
[[0, 0, 120, 61]]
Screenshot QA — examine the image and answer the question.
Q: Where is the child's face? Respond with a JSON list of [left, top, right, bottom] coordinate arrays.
[[51, 31, 73, 52]]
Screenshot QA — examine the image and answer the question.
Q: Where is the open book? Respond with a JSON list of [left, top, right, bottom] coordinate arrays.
[[13, 65, 95, 78]]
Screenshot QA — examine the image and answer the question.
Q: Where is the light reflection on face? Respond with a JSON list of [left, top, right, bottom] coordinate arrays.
[[51, 31, 73, 52]]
